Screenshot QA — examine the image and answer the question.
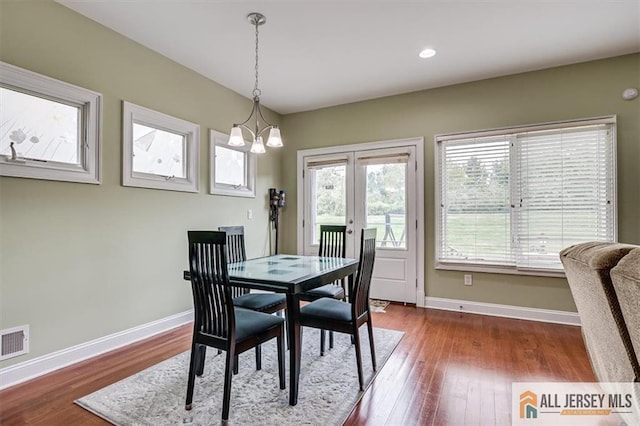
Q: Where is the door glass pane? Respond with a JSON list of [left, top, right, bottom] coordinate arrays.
[[132, 122, 186, 178], [365, 162, 406, 248], [310, 164, 346, 244], [0, 87, 80, 164]]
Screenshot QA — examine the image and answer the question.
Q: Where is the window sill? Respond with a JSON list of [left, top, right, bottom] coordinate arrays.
[[436, 262, 566, 278], [1, 155, 100, 184], [210, 186, 256, 198]]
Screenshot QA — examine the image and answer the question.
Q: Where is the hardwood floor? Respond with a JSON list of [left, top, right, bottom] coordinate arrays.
[[0, 305, 594, 425]]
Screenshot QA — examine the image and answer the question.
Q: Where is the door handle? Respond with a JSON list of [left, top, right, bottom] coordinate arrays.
[[347, 229, 353, 234], [348, 219, 354, 224]]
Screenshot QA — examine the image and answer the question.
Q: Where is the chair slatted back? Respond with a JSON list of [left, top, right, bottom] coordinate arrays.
[[219, 226, 247, 263], [218, 226, 248, 299], [319, 225, 347, 258], [188, 231, 234, 340], [352, 228, 377, 319]]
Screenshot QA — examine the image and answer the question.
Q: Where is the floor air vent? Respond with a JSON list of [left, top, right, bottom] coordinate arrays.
[[1, 325, 29, 361]]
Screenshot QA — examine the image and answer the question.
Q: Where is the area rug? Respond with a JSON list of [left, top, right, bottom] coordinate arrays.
[[370, 299, 390, 313], [75, 327, 403, 425]]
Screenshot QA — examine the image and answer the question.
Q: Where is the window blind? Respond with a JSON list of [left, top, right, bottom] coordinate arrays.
[[357, 152, 409, 166], [514, 124, 615, 270], [436, 116, 616, 273], [439, 135, 512, 265], [305, 157, 348, 169]]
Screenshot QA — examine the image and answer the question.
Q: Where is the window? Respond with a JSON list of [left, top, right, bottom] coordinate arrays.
[[436, 116, 616, 274], [210, 129, 256, 198], [305, 156, 348, 244], [0, 61, 102, 184], [122, 101, 199, 193]]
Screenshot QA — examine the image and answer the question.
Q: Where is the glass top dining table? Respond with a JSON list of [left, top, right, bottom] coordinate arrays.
[[226, 254, 357, 294], [183, 254, 359, 405]]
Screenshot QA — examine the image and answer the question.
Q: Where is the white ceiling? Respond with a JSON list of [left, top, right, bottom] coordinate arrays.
[[56, 1, 640, 114]]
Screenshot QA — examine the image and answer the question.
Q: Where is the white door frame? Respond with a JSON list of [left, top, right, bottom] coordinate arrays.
[[296, 137, 425, 307]]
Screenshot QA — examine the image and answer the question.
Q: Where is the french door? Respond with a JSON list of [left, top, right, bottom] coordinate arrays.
[[299, 143, 420, 304]]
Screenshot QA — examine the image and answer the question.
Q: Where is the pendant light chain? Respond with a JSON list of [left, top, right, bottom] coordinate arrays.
[[253, 19, 261, 98], [228, 12, 283, 152]]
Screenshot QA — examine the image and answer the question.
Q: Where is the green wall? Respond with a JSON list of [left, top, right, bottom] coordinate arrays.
[[0, 1, 282, 367], [1, 0, 638, 371], [280, 54, 640, 312]]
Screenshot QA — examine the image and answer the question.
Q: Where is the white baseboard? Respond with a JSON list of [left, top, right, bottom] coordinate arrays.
[[424, 297, 580, 326], [0, 299, 577, 390], [0, 310, 193, 390]]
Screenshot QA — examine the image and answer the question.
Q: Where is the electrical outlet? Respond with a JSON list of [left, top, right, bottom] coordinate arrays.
[[464, 274, 472, 286], [247, 209, 253, 220]]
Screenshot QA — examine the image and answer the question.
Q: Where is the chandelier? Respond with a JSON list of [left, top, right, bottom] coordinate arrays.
[[228, 12, 283, 154]]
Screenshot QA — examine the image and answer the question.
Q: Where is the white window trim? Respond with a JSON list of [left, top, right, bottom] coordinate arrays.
[[209, 129, 256, 198], [434, 116, 617, 277], [0, 61, 102, 184], [122, 101, 199, 193]]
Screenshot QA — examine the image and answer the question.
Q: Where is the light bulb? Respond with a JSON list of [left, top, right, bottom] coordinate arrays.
[[228, 125, 245, 146], [266, 127, 283, 147], [250, 136, 266, 154]]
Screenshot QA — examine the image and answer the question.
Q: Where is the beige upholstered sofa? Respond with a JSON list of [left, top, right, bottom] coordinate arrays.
[[560, 242, 640, 384], [560, 242, 639, 424]]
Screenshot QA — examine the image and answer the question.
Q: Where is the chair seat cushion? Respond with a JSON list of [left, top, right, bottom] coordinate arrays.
[[300, 297, 353, 323], [233, 292, 286, 312], [302, 284, 345, 300], [234, 308, 285, 342]]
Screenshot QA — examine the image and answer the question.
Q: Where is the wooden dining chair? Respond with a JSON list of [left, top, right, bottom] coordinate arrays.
[[219, 226, 287, 371], [299, 228, 377, 390], [299, 225, 347, 355], [185, 231, 285, 421]]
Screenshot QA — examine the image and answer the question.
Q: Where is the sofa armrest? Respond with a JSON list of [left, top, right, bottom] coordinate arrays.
[[611, 248, 640, 382]]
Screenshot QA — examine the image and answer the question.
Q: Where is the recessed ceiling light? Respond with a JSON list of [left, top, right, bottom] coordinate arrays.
[[419, 48, 437, 59]]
